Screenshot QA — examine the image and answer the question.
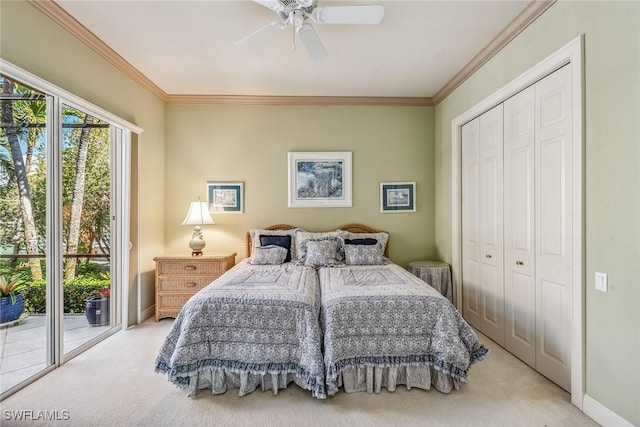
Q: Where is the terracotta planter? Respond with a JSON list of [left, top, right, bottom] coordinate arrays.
[[85, 297, 110, 326]]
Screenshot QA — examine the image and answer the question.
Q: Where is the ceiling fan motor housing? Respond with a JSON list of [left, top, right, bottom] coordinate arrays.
[[276, 0, 315, 21]]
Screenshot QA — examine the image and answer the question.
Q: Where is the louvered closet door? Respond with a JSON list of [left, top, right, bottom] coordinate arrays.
[[504, 86, 536, 368], [461, 104, 505, 345], [534, 64, 572, 391]]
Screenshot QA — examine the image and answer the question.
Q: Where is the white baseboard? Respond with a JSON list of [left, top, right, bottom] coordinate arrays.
[[139, 305, 155, 323], [583, 394, 634, 427]]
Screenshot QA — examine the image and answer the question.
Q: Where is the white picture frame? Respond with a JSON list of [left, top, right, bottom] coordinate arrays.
[[288, 152, 352, 208]]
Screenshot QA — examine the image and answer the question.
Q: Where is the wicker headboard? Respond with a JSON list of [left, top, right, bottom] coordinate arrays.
[[245, 223, 389, 258]]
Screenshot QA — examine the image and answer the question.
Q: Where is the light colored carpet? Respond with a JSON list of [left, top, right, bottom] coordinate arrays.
[[1, 319, 597, 427]]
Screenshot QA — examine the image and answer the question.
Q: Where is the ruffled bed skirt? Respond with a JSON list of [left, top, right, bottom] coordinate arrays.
[[335, 364, 461, 395], [160, 365, 325, 399]]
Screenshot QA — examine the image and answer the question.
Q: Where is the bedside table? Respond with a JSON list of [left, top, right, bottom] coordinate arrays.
[[153, 254, 236, 321], [407, 260, 453, 303]]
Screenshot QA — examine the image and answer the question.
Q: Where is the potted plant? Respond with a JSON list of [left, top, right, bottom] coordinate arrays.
[[85, 287, 110, 326], [0, 274, 27, 324]]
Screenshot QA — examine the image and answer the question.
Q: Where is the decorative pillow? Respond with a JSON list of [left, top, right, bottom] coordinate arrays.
[[250, 228, 299, 260], [259, 235, 292, 262], [344, 243, 384, 265], [250, 245, 288, 265], [338, 230, 388, 254], [294, 230, 342, 261], [302, 238, 344, 267], [344, 237, 378, 245]]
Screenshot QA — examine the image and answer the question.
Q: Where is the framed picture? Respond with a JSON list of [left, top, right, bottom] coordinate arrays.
[[380, 182, 416, 213], [288, 152, 352, 208], [207, 182, 244, 213]]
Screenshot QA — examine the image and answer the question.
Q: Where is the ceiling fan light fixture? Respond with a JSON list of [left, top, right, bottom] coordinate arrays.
[[237, 0, 384, 59]]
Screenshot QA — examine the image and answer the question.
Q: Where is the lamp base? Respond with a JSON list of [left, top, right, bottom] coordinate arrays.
[[188, 225, 206, 256]]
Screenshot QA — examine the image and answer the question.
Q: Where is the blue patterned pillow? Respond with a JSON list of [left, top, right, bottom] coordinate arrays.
[[250, 245, 288, 265], [294, 230, 342, 261], [301, 237, 344, 267], [344, 243, 383, 265], [259, 235, 292, 262]]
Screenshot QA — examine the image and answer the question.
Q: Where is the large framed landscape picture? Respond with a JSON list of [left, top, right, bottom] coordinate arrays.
[[288, 152, 352, 208]]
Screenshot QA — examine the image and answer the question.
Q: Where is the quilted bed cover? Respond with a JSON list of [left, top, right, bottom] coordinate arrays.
[[155, 260, 326, 398], [319, 262, 488, 395]]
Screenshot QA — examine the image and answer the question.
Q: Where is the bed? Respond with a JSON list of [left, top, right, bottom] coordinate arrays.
[[154, 225, 326, 399], [155, 223, 487, 399], [315, 224, 489, 396]]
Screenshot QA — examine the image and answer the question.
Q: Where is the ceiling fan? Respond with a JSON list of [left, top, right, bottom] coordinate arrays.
[[235, 0, 385, 60]]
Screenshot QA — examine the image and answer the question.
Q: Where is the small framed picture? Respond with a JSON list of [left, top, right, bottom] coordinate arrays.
[[207, 182, 244, 213], [380, 182, 416, 213]]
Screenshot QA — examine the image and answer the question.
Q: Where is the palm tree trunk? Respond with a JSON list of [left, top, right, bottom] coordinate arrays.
[[1, 78, 42, 280], [64, 114, 94, 281]]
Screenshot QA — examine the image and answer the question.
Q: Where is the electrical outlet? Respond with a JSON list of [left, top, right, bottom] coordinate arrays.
[[595, 272, 608, 292]]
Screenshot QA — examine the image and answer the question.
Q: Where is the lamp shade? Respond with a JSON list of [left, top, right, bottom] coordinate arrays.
[[181, 201, 215, 225]]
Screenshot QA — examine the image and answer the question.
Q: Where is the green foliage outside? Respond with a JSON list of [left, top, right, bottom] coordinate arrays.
[[0, 261, 109, 314], [1, 76, 112, 315]]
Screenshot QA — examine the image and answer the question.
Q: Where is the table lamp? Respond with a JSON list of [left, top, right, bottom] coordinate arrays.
[[181, 198, 215, 256]]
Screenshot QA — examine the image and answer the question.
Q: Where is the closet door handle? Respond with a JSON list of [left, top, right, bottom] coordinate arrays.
[[516, 260, 524, 266], [485, 254, 492, 258]]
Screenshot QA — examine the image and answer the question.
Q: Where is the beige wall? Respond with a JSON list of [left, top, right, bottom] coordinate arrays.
[[435, 1, 640, 424], [165, 104, 435, 267], [0, 0, 166, 319]]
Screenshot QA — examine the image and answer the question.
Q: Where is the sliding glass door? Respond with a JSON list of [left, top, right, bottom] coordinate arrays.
[[0, 70, 131, 398], [0, 76, 52, 393], [61, 103, 119, 356]]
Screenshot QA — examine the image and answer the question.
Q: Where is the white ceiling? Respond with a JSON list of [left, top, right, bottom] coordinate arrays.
[[55, 0, 533, 98]]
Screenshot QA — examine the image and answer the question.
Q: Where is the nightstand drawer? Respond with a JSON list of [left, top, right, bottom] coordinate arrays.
[[157, 260, 223, 276], [158, 277, 212, 293], [157, 293, 194, 310]]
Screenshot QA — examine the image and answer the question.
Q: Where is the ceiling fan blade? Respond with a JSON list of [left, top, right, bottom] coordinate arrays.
[[297, 24, 328, 61], [251, 0, 283, 12], [235, 20, 286, 48], [311, 5, 384, 25]]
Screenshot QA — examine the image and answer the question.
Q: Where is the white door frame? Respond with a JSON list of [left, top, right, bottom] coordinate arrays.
[[450, 35, 584, 408]]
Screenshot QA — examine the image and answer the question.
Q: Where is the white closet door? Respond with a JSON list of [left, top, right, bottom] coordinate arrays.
[[461, 117, 482, 330], [478, 104, 505, 344], [503, 86, 536, 368], [535, 64, 572, 391]]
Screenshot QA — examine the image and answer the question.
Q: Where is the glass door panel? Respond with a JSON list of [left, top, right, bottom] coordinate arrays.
[[0, 75, 51, 393], [61, 103, 118, 355]]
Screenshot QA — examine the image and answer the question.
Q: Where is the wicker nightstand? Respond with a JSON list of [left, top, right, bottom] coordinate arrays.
[[153, 254, 236, 321]]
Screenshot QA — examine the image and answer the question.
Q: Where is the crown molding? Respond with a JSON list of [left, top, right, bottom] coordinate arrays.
[[432, 0, 556, 105], [27, 0, 168, 102], [31, 0, 552, 107], [165, 94, 433, 106]]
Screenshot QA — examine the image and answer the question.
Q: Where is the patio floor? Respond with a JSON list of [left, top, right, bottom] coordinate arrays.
[[0, 314, 110, 393]]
